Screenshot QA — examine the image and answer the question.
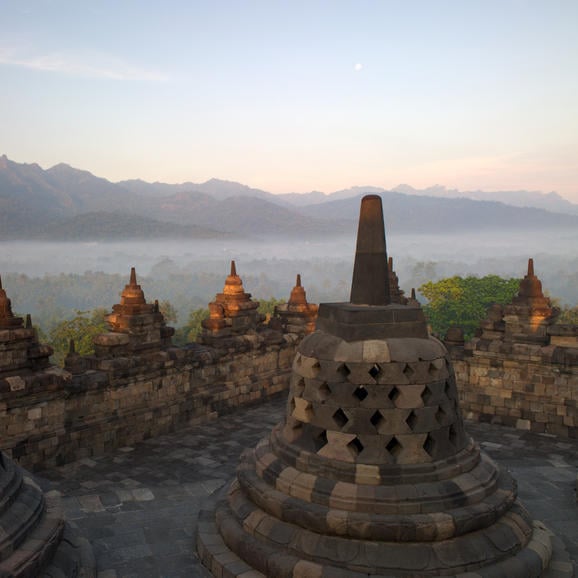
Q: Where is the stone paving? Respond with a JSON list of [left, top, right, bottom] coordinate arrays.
[[35, 393, 578, 578]]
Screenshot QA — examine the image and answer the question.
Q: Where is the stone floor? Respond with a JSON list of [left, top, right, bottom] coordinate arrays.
[[36, 394, 578, 578]]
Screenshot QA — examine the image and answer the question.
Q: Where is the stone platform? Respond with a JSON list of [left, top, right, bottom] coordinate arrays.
[[34, 396, 577, 577]]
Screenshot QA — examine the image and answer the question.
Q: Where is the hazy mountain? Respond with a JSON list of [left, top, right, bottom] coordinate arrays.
[[391, 184, 578, 215], [300, 192, 578, 234], [2, 154, 578, 241], [118, 177, 278, 203], [34, 212, 225, 241], [278, 186, 388, 206]]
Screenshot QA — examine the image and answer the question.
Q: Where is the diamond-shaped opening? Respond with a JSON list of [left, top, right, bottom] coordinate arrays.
[[421, 385, 433, 405], [337, 363, 351, 378], [347, 436, 364, 458], [449, 424, 458, 446], [403, 363, 415, 379], [386, 436, 402, 458], [289, 397, 296, 414], [314, 429, 328, 451], [435, 405, 447, 425], [423, 433, 435, 457], [406, 410, 418, 431], [368, 363, 381, 379], [370, 410, 384, 431], [332, 408, 349, 429], [428, 362, 439, 377], [353, 385, 368, 401], [318, 381, 331, 401], [388, 386, 401, 404], [295, 377, 306, 395]]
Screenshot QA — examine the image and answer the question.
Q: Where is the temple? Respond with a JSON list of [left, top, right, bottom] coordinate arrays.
[[197, 195, 556, 577]]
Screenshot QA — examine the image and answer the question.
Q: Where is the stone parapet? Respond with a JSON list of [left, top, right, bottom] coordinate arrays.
[[0, 330, 298, 471], [446, 259, 578, 438]]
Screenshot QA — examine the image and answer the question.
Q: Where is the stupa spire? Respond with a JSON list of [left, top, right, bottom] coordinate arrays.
[[350, 195, 391, 305], [527, 257, 534, 277], [295, 273, 301, 287], [230, 260, 237, 277], [129, 266, 137, 286]]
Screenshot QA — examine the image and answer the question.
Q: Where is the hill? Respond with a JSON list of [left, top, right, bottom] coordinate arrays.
[[2, 154, 578, 240], [299, 192, 578, 234]]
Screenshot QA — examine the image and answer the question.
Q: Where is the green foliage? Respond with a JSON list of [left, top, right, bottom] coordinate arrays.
[[419, 275, 520, 339], [158, 300, 178, 324], [557, 304, 578, 325], [173, 307, 209, 345], [258, 297, 286, 322], [48, 308, 108, 366]]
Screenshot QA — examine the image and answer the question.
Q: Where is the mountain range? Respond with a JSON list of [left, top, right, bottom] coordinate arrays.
[[1, 154, 577, 241]]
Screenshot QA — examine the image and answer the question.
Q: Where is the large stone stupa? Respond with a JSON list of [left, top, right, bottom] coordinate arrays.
[[197, 195, 554, 577]]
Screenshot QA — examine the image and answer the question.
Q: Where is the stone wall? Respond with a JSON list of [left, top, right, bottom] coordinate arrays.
[[450, 333, 578, 438], [445, 260, 578, 438], [1, 333, 299, 470]]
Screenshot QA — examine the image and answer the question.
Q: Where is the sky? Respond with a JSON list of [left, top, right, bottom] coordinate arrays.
[[1, 0, 577, 201]]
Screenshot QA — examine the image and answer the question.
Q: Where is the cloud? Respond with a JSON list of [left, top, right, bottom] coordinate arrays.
[[0, 46, 167, 81], [354, 63, 363, 72]]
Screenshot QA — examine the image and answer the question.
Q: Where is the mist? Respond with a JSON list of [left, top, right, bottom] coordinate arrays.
[[1, 228, 577, 330]]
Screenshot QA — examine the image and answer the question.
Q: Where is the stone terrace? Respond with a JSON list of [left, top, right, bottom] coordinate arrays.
[[35, 395, 578, 578]]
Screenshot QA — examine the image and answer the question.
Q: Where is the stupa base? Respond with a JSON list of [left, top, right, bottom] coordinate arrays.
[[197, 484, 567, 578]]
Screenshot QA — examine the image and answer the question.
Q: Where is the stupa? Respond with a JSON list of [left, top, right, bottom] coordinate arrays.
[[0, 276, 94, 576], [197, 195, 553, 577], [274, 274, 318, 335], [0, 275, 52, 373], [93, 267, 174, 356], [201, 261, 265, 343]]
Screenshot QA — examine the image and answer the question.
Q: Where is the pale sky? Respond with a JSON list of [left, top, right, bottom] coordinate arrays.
[[1, 0, 577, 200]]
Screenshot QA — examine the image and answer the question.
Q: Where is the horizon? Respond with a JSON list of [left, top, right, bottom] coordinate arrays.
[[2, 152, 575, 203], [1, 2, 577, 201]]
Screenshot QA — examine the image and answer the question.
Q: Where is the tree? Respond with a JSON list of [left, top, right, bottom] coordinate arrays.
[[258, 297, 286, 322], [419, 275, 520, 339], [158, 300, 178, 324], [48, 308, 109, 366], [558, 305, 578, 324], [173, 307, 209, 345]]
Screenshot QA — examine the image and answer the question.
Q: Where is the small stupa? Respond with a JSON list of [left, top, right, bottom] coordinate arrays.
[[274, 274, 318, 335], [201, 261, 264, 343], [388, 256, 408, 305], [503, 258, 557, 344], [93, 267, 174, 356], [197, 195, 553, 577], [0, 275, 52, 373]]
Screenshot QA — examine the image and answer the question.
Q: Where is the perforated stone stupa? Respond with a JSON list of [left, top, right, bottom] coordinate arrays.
[[197, 195, 554, 577]]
